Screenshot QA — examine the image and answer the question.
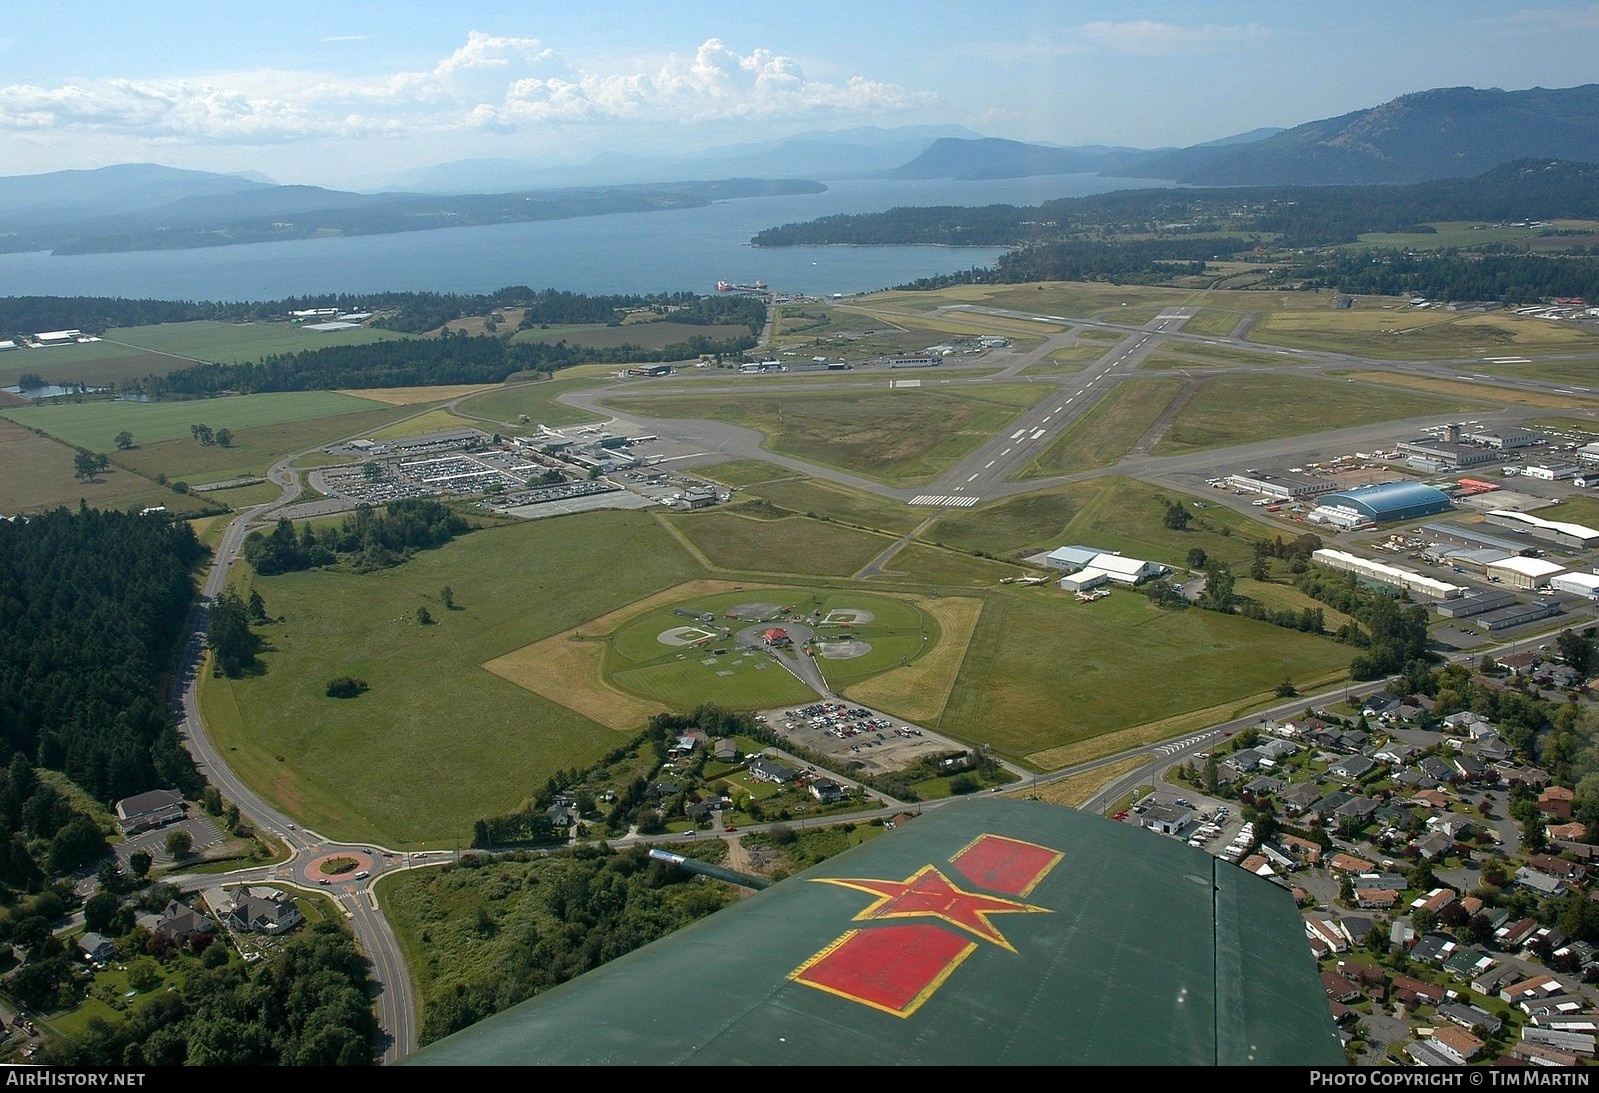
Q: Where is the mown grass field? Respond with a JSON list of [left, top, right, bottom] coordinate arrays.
[[615, 384, 1052, 487], [1335, 371, 1599, 409], [662, 508, 897, 576], [0, 417, 203, 515], [739, 476, 927, 535], [1024, 376, 1185, 476], [202, 510, 705, 847], [1176, 308, 1248, 336], [1151, 373, 1476, 455], [451, 376, 608, 428], [937, 586, 1351, 765]]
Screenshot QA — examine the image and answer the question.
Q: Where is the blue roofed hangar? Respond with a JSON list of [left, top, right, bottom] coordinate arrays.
[[1308, 480, 1453, 530]]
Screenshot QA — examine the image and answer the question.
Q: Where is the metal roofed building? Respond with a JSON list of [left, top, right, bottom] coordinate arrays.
[[1484, 555, 1566, 590], [1474, 599, 1560, 632], [1435, 589, 1519, 618], [1420, 523, 1530, 554], [1312, 548, 1464, 600], [1308, 481, 1454, 529], [1484, 509, 1599, 550], [1551, 572, 1599, 598], [401, 798, 1345, 1067]]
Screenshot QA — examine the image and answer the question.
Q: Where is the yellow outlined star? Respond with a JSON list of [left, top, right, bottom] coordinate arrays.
[[813, 864, 1051, 951]]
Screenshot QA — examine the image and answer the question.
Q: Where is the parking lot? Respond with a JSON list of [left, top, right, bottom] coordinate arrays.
[[764, 702, 957, 776]]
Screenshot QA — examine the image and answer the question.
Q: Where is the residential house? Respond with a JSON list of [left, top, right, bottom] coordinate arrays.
[[1427, 1023, 1485, 1064], [1442, 947, 1496, 984], [1374, 741, 1418, 765], [1354, 887, 1400, 910], [1527, 854, 1587, 884], [1321, 971, 1363, 1004], [1541, 786, 1576, 820], [1391, 974, 1447, 1007], [114, 788, 186, 835], [1277, 834, 1324, 866], [1258, 739, 1299, 764], [1243, 773, 1285, 798], [1335, 960, 1387, 1000], [1548, 821, 1589, 845], [1501, 765, 1551, 792], [1497, 917, 1542, 949], [1521, 1027, 1597, 1058], [153, 899, 215, 947], [1328, 851, 1377, 875], [1331, 796, 1380, 830], [1512, 1040, 1581, 1066], [1501, 973, 1565, 1006], [1219, 749, 1264, 781], [1451, 755, 1490, 784], [1278, 781, 1322, 816], [1409, 788, 1450, 810], [77, 932, 115, 964], [1412, 888, 1459, 915], [1404, 1042, 1460, 1067], [1362, 691, 1401, 716], [1439, 1003, 1496, 1035], [1426, 814, 1478, 843], [809, 778, 845, 804], [712, 738, 739, 763], [747, 756, 797, 785], [1418, 757, 1456, 784], [1514, 867, 1569, 898], [1472, 963, 1524, 997], [226, 888, 304, 935], [1410, 831, 1455, 861], [1304, 915, 1351, 955], [1410, 933, 1457, 965]]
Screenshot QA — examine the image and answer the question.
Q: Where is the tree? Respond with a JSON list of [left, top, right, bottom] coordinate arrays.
[[73, 450, 101, 481], [215, 427, 233, 448], [416, 606, 433, 626], [83, 890, 121, 934], [248, 588, 268, 624], [190, 423, 214, 446], [164, 829, 193, 859], [129, 850, 153, 879], [1276, 677, 1299, 697], [114, 430, 134, 450], [1162, 501, 1191, 531], [440, 586, 455, 609], [1186, 547, 1207, 570]]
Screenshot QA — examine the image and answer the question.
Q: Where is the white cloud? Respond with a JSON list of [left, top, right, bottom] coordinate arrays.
[[1076, 20, 1272, 57], [0, 32, 928, 149]]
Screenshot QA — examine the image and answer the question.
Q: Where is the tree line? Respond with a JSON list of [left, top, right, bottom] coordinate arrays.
[[0, 506, 205, 807], [240, 500, 472, 578]]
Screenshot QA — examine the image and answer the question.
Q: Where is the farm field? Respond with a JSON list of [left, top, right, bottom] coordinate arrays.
[[0, 416, 203, 515], [509, 320, 751, 351], [0, 320, 413, 389]]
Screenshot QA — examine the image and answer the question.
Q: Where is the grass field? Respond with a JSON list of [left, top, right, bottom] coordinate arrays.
[[861, 541, 1029, 586], [605, 587, 929, 709], [338, 384, 500, 406], [695, 460, 807, 489], [662, 508, 898, 576], [1247, 305, 1597, 361], [0, 321, 414, 389], [202, 510, 705, 847], [741, 476, 927, 535], [0, 416, 207, 515], [615, 385, 1052, 487], [1176, 308, 1249, 336], [1023, 376, 1186, 476], [1335, 371, 1599, 409], [509, 320, 751, 351], [925, 476, 1269, 568], [451, 376, 608, 428], [841, 595, 982, 723], [1151, 373, 1475, 455], [937, 587, 1351, 765]]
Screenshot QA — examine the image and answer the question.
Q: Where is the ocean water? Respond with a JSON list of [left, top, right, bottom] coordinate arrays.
[[0, 175, 1169, 302]]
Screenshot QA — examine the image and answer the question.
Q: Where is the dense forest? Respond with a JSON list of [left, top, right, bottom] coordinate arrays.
[[0, 507, 204, 809], [241, 500, 473, 577]]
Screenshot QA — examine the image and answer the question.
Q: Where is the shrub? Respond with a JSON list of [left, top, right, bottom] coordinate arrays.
[[325, 676, 369, 699]]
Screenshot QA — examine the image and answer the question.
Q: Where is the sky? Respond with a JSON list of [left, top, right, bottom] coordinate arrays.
[[3, 1, 1597, 191]]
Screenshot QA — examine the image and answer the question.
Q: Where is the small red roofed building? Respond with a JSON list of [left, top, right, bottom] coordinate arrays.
[[762, 628, 791, 647], [1329, 851, 1376, 875]]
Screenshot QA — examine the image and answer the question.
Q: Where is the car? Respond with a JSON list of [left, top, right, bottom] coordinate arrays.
[[724, 826, 738, 832], [1113, 810, 1128, 821], [355, 870, 370, 880]]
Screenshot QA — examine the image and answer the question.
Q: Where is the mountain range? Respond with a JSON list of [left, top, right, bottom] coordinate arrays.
[[1, 84, 1595, 256]]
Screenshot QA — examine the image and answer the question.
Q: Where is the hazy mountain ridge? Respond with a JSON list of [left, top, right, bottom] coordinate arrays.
[[3, 85, 1596, 256]]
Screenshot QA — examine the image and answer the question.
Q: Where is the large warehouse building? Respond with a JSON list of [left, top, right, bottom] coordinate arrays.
[[1312, 548, 1463, 600], [1483, 510, 1599, 550], [1307, 481, 1454, 529]]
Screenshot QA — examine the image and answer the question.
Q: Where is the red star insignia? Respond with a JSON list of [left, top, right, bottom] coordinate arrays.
[[815, 864, 1051, 951]]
